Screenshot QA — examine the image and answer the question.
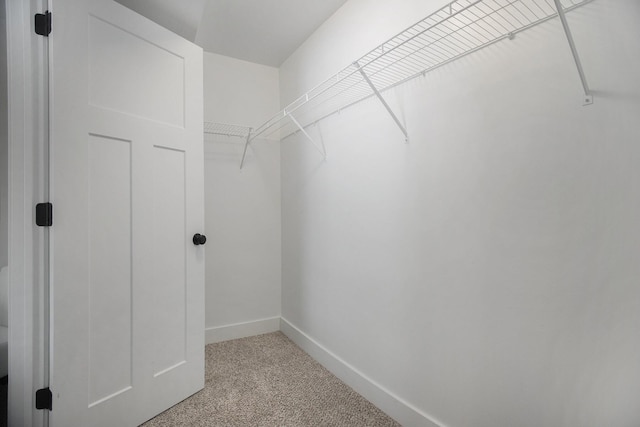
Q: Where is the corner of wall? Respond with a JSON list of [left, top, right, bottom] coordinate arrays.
[[279, 318, 445, 427], [205, 317, 280, 345]]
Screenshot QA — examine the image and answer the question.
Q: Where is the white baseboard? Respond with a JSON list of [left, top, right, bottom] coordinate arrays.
[[280, 317, 445, 427], [205, 317, 280, 344]]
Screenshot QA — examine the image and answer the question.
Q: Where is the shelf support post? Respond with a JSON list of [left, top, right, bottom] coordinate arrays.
[[288, 112, 326, 158], [355, 61, 409, 142], [239, 128, 253, 169], [553, 0, 593, 106]]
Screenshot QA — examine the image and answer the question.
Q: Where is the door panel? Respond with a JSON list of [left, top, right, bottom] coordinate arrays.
[[88, 14, 185, 126], [50, 0, 204, 425], [87, 134, 133, 407], [151, 146, 187, 375]]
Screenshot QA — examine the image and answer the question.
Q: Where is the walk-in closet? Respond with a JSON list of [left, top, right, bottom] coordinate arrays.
[[3, 0, 640, 426]]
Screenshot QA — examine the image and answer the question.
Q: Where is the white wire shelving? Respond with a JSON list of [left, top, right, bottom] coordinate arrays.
[[248, 0, 594, 146], [204, 122, 254, 168], [204, 122, 252, 139]]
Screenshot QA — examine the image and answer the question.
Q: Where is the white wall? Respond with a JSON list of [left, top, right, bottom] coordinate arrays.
[[280, 1, 640, 427], [203, 52, 282, 342], [0, 0, 8, 271], [0, 0, 8, 331], [1, 0, 8, 329]]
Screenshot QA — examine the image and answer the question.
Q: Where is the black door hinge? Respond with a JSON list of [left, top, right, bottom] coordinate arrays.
[[36, 203, 53, 227], [35, 11, 52, 36], [36, 387, 52, 410]]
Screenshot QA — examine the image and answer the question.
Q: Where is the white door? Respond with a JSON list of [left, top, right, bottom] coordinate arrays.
[[49, 0, 205, 426]]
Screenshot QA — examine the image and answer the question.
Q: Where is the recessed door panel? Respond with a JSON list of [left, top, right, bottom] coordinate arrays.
[[88, 134, 134, 407], [88, 15, 185, 127], [151, 146, 187, 375]]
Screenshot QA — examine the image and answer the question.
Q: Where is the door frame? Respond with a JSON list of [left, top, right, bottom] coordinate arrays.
[[6, 0, 48, 426]]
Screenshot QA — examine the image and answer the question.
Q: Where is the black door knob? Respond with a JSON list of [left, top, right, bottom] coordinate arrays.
[[193, 233, 207, 246]]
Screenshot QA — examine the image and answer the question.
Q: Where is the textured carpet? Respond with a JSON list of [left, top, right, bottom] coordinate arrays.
[[141, 332, 400, 426]]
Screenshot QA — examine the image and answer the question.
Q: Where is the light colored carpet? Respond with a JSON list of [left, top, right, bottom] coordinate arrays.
[[141, 332, 400, 426]]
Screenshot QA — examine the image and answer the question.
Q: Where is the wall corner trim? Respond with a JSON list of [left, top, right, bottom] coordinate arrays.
[[279, 318, 446, 427], [205, 317, 280, 344]]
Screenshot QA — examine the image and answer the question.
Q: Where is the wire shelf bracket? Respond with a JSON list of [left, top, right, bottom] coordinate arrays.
[[287, 111, 327, 158], [355, 61, 409, 142], [240, 130, 253, 169], [553, 0, 593, 106]]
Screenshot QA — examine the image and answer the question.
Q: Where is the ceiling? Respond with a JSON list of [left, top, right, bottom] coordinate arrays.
[[114, 0, 349, 67]]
